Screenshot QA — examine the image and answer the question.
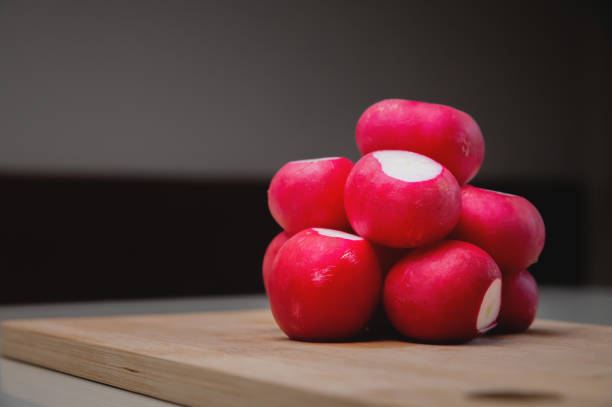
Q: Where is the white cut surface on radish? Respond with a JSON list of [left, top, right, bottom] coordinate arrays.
[[476, 278, 502, 332], [313, 228, 363, 241], [373, 150, 442, 182], [291, 157, 340, 164]]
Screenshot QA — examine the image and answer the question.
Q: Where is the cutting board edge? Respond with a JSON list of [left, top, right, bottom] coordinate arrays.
[[2, 311, 611, 407], [0, 322, 374, 407]]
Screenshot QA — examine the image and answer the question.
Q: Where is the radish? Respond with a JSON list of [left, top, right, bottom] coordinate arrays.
[[267, 157, 353, 235], [496, 269, 538, 333], [262, 231, 290, 293], [267, 228, 382, 341], [451, 185, 545, 272], [384, 240, 502, 343], [356, 99, 485, 185], [344, 150, 461, 248]]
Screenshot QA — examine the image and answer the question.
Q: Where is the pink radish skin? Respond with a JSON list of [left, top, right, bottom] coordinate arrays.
[[384, 240, 502, 343], [262, 231, 290, 293], [356, 99, 485, 185], [268, 157, 353, 235], [344, 150, 461, 248], [268, 228, 382, 341], [451, 185, 545, 272], [496, 269, 538, 333]]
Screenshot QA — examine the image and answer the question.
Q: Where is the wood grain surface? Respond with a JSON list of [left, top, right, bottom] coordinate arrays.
[[1, 310, 611, 406]]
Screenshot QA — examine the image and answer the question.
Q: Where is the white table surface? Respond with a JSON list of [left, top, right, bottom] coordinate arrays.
[[1, 288, 611, 407]]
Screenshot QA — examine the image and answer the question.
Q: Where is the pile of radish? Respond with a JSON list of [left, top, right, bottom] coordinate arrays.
[[264, 99, 545, 343]]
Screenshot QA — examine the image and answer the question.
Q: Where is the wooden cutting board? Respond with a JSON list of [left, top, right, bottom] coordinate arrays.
[[2, 310, 611, 407]]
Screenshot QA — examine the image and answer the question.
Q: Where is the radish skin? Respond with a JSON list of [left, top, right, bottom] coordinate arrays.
[[451, 185, 545, 272], [344, 150, 461, 248], [384, 240, 502, 343], [356, 99, 484, 185], [268, 228, 382, 341], [268, 157, 353, 235]]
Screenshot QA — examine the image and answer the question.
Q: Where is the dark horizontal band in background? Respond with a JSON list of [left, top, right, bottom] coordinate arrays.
[[0, 173, 586, 304]]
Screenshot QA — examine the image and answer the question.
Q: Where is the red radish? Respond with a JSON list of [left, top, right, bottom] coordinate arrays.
[[496, 269, 538, 333], [262, 231, 290, 293], [344, 150, 461, 248], [384, 240, 502, 343], [356, 99, 485, 185], [451, 185, 545, 272], [268, 228, 382, 341], [268, 157, 353, 235]]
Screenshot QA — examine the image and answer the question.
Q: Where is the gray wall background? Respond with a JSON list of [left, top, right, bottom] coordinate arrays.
[[0, 0, 610, 283]]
